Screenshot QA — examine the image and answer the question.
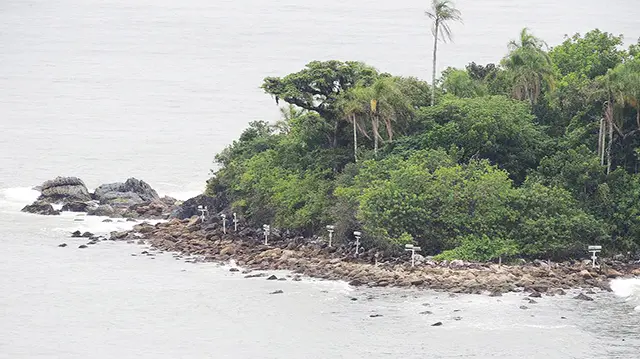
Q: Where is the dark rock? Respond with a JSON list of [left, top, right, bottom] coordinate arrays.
[[431, 322, 443, 326], [21, 201, 60, 215], [561, 316, 567, 319], [94, 178, 159, 208], [71, 230, 82, 238], [453, 316, 462, 321], [61, 201, 91, 212], [58, 243, 67, 247], [266, 275, 278, 280], [420, 311, 433, 315], [126, 218, 137, 222], [369, 314, 383, 318], [489, 291, 503, 297], [529, 292, 542, 298], [229, 268, 240, 272], [519, 305, 529, 310], [170, 194, 223, 220], [573, 293, 594, 301], [270, 290, 284, 295], [102, 219, 113, 223], [82, 232, 93, 238], [78, 245, 88, 249], [526, 298, 538, 304], [245, 273, 267, 278], [87, 204, 115, 217], [350, 297, 358, 301], [348, 279, 364, 286], [277, 278, 287, 281], [39, 176, 91, 203]]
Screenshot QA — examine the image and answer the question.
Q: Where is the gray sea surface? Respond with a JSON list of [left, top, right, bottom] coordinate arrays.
[[1, 0, 639, 358]]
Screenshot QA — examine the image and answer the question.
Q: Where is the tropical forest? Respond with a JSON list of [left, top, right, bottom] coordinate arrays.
[[205, 4, 640, 262]]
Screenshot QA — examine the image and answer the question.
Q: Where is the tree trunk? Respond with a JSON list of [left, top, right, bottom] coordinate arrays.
[[373, 115, 379, 156], [352, 114, 358, 163], [607, 112, 613, 175], [332, 120, 339, 148], [598, 118, 605, 166], [431, 21, 439, 107]]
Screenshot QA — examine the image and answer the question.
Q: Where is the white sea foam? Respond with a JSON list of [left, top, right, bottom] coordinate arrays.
[[0, 187, 40, 209], [610, 278, 640, 311], [51, 211, 164, 236]]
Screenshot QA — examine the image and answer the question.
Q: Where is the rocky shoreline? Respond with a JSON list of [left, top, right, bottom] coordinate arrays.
[[103, 216, 640, 298], [26, 176, 640, 298]]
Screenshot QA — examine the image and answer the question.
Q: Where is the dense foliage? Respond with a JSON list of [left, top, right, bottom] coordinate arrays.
[[207, 29, 640, 261]]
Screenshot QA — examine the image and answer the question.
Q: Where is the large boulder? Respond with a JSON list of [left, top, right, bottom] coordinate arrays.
[[170, 194, 223, 220], [38, 176, 91, 204], [94, 178, 159, 208], [22, 201, 61, 215]]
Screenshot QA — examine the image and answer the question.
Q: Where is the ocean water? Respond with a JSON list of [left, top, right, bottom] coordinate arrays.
[[0, 0, 639, 358]]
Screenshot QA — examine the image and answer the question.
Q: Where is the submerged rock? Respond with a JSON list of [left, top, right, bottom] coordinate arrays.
[[266, 275, 278, 280], [58, 243, 67, 247], [431, 322, 443, 326], [270, 290, 284, 295], [573, 293, 594, 301]]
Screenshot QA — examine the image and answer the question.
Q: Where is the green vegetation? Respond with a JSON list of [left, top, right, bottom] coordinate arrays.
[[207, 28, 640, 262]]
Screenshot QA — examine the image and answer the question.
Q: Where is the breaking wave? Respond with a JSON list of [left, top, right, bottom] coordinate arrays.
[[610, 278, 640, 311]]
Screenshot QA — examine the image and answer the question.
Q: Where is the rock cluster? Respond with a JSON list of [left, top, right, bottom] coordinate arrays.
[[111, 218, 639, 295], [21, 176, 198, 220]]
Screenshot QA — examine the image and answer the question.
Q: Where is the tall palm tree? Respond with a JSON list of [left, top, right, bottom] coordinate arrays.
[[502, 28, 554, 106], [426, 0, 462, 106]]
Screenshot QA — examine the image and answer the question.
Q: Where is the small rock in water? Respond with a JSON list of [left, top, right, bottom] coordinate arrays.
[[561, 316, 567, 320], [519, 305, 529, 310], [419, 311, 433, 315], [585, 289, 596, 295], [369, 314, 383, 318], [126, 218, 137, 222], [277, 278, 287, 281], [229, 268, 240, 272], [58, 243, 67, 247], [573, 293, 594, 301], [453, 316, 462, 321], [82, 232, 93, 238], [489, 291, 503, 297], [350, 297, 358, 301], [292, 276, 302, 282], [78, 245, 88, 249], [244, 273, 267, 278], [266, 275, 278, 280], [102, 219, 113, 223], [529, 292, 542, 298], [131, 254, 137, 256], [527, 298, 538, 304], [71, 231, 82, 238], [270, 290, 284, 295], [242, 269, 252, 274], [453, 309, 461, 312], [431, 322, 443, 327]]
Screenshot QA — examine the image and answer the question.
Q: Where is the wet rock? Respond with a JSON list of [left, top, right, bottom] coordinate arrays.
[[81, 231, 94, 238], [270, 290, 284, 295], [547, 288, 566, 296], [102, 219, 113, 223], [420, 311, 433, 315], [78, 245, 88, 249], [266, 275, 278, 280], [519, 305, 529, 310], [526, 298, 538, 304], [21, 201, 61, 215], [350, 297, 358, 301], [61, 201, 91, 212], [245, 273, 267, 278], [87, 204, 115, 217], [277, 278, 287, 281], [58, 243, 67, 247], [229, 268, 240, 272], [71, 230, 82, 238], [348, 279, 364, 286], [574, 293, 594, 301], [529, 291, 542, 298], [561, 316, 567, 319], [369, 314, 383, 318], [453, 316, 462, 321], [431, 322, 443, 326]]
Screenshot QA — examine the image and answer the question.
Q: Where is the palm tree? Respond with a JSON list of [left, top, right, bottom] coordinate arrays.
[[426, 0, 462, 106], [502, 28, 554, 106], [340, 78, 413, 157]]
